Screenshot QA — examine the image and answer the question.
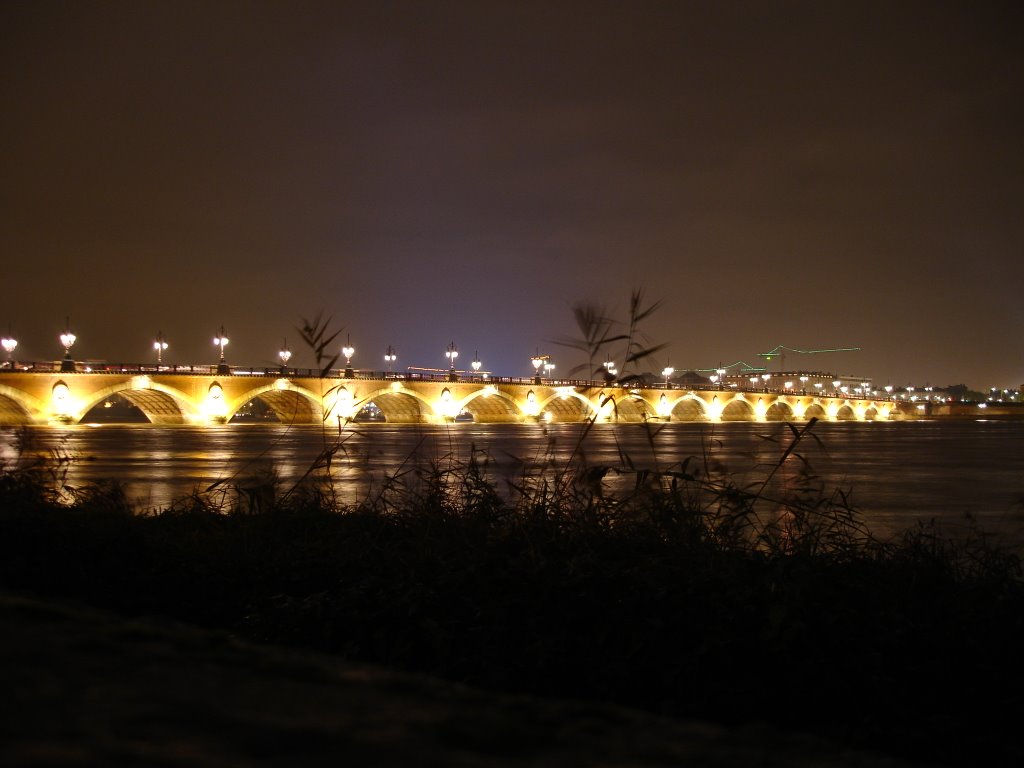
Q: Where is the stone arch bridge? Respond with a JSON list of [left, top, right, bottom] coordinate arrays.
[[0, 367, 898, 426]]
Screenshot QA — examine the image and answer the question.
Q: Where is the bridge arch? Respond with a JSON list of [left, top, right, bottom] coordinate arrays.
[[669, 395, 710, 422], [721, 397, 755, 422], [352, 386, 433, 424], [836, 404, 857, 421], [804, 403, 827, 421], [230, 382, 322, 424], [75, 379, 195, 425], [0, 385, 42, 424], [765, 401, 795, 421], [616, 394, 655, 422], [538, 390, 598, 423], [457, 388, 522, 423]]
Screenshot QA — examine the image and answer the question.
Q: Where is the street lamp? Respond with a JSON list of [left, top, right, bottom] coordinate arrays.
[[445, 341, 459, 381], [213, 326, 230, 374], [531, 351, 545, 384], [662, 365, 674, 388], [832, 380, 841, 395], [603, 356, 617, 380], [814, 382, 824, 394], [471, 351, 482, 377], [716, 366, 726, 390], [799, 375, 808, 393], [279, 339, 292, 374], [384, 345, 397, 374], [761, 373, 770, 392], [342, 335, 355, 378], [1, 334, 17, 367], [544, 360, 555, 380], [153, 331, 169, 366], [60, 317, 76, 372], [749, 376, 759, 389]]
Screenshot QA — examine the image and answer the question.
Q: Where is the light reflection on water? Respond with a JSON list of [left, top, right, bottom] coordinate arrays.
[[2, 420, 1023, 543]]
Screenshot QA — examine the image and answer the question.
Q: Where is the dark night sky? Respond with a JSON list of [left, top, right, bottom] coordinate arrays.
[[2, 0, 1022, 388]]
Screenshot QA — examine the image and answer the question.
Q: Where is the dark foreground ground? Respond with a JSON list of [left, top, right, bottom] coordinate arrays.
[[2, 451, 1022, 766], [1, 593, 911, 767]]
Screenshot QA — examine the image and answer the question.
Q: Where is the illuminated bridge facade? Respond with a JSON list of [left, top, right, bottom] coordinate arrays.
[[0, 365, 899, 426]]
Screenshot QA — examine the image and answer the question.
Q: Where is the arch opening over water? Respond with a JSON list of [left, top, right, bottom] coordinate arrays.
[[765, 401, 795, 422], [0, 392, 33, 425], [458, 390, 520, 423], [804, 403, 827, 421], [540, 392, 592, 423], [721, 398, 755, 422], [670, 397, 709, 422], [363, 391, 431, 424]]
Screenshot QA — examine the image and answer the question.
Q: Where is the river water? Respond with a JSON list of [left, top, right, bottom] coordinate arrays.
[[2, 420, 1022, 546]]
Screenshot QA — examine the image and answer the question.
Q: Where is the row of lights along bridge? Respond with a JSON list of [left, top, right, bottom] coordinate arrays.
[[1, 324, 499, 383], [1, 324, 934, 401], [0, 325, 694, 390]]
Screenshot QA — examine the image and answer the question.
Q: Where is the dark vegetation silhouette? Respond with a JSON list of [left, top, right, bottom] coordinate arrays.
[[1, 296, 1022, 767]]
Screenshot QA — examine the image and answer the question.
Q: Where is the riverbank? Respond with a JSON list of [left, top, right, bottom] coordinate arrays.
[[1, 592, 912, 767], [2, 447, 1022, 767]]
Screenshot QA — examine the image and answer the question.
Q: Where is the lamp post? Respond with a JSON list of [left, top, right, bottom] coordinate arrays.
[[662, 365, 674, 388], [1, 334, 17, 367], [832, 380, 841, 396], [531, 351, 544, 384], [445, 341, 459, 381], [278, 339, 292, 375], [60, 317, 77, 372], [471, 351, 482, 378], [384, 345, 397, 375], [749, 376, 759, 390], [153, 331, 168, 366], [602, 356, 617, 382], [761, 373, 770, 392], [213, 326, 230, 374], [544, 360, 555, 380], [716, 366, 726, 391], [799, 375, 808, 394], [342, 335, 355, 378]]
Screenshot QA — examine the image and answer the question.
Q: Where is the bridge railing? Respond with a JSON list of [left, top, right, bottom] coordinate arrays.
[[0, 361, 893, 400]]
